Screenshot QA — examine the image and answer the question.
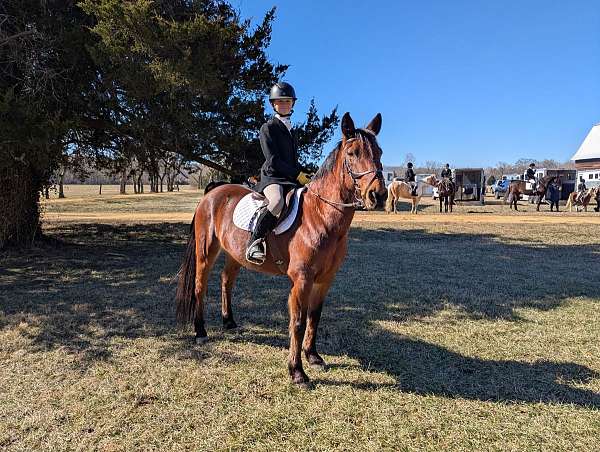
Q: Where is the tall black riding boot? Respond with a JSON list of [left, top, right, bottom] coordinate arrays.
[[246, 208, 278, 265]]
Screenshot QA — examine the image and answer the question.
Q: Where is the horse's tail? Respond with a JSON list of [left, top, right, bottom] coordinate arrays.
[[385, 184, 394, 212], [175, 215, 197, 323], [565, 194, 572, 210]]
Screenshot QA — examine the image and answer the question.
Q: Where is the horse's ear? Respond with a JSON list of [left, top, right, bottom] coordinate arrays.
[[341, 112, 356, 139], [366, 113, 382, 136]]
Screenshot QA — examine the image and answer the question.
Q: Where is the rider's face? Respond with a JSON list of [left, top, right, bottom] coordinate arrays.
[[272, 99, 294, 116]]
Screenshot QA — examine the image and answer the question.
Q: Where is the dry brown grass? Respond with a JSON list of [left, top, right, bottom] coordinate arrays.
[[2, 186, 600, 451]]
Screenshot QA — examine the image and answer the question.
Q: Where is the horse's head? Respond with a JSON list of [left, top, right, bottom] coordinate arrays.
[[424, 174, 438, 186], [339, 112, 386, 210]]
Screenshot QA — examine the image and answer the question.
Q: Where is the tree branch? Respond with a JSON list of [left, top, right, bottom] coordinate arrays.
[[0, 30, 36, 47]]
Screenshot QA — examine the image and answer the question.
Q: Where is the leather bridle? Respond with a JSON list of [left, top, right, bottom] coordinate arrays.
[[308, 135, 384, 209]]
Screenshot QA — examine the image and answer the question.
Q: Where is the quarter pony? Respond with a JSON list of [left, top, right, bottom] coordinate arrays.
[[566, 188, 596, 212], [385, 175, 437, 214], [175, 113, 387, 388]]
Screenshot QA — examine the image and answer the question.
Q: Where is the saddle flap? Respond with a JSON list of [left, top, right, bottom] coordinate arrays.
[[233, 187, 306, 235]]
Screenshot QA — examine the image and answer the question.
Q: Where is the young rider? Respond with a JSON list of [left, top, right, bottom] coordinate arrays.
[[246, 82, 311, 265], [526, 163, 537, 191], [405, 162, 417, 196], [441, 163, 452, 181]]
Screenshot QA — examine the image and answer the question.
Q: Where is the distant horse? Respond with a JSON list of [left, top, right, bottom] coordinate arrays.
[[505, 175, 558, 211], [566, 188, 596, 212], [175, 113, 386, 388], [385, 175, 437, 214], [432, 176, 455, 213]]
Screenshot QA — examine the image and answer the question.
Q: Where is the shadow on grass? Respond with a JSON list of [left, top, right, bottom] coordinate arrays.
[[2, 222, 600, 406]]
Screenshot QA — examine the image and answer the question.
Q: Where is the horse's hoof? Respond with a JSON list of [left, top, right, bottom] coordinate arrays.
[[306, 353, 327, 371], [309, 361, 327, 372], [290, 369, 311, 388], [222, 318, 238, 330], [195, 336, 208, 345], [294, 381, 313, 390]]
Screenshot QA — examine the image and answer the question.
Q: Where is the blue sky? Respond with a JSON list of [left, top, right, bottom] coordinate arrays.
[[235, 0, 600, 168]]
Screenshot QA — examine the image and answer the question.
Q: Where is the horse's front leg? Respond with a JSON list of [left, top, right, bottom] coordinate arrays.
[[303, 281, 332, 371], [287, 271, 313, 387]]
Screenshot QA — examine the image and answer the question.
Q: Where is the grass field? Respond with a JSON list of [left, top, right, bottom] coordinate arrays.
[[2, 185, 600, 450]]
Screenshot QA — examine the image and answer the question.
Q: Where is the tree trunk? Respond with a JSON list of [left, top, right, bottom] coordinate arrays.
[[58, 171, 65, 198], [119, 168, 127, 194], [0, 164, 42, 249], [99, 183, 102, 195], [131, 170, 138, 194]]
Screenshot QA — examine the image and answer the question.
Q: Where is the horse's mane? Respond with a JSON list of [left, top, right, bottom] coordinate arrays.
[[312, 129, 376, 180]]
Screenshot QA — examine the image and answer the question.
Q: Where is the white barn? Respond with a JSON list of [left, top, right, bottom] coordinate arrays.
[[571, 123, 600, 188]]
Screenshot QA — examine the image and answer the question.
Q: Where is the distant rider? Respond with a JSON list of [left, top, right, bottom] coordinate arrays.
[[526, 163, 537, 192], [441, 163, 452, 181], [405, 162, 417, 196], [576, 177, 587, 204]]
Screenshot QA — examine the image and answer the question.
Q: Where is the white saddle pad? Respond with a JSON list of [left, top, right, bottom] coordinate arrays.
[[232, 187, 306, 235]]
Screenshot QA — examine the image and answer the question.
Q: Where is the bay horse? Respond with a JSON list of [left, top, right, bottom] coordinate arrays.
[[433, 176, 455, 213], [175, 113, 386, 388], [566, 188, 596, 212], [505, 175, 558, 211], [385, 175, 437, 214]]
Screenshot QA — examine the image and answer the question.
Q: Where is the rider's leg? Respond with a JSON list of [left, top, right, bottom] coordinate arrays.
[[246, 184, 284, 264]]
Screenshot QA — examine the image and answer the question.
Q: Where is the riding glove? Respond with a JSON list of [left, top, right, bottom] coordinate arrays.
[[296, 172, 312, 186]]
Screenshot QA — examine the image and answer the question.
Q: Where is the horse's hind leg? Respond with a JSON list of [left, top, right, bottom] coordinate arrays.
[[193, 232, 221, 344], [221, 254, 241, 330]]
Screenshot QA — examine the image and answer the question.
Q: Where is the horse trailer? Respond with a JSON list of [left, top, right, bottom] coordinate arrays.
[[454, 168, 484, 201], [382, 169, 396, 187]]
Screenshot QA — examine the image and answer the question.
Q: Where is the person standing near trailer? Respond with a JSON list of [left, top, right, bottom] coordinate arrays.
[[548, 179, 561, 212]]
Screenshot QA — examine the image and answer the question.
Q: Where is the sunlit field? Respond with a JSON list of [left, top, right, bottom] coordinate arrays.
[[2, 185, 600, 450]]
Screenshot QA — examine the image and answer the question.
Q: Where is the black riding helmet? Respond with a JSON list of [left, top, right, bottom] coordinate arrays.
[[269, 82, 297, 101], [407, 162, 413, 168]]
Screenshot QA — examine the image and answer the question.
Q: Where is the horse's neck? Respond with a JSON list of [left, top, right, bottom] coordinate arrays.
[[306, 162, 355, 232]]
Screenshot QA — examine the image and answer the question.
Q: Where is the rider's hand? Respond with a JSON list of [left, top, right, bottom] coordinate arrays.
[[296, 171, 312, 186]]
